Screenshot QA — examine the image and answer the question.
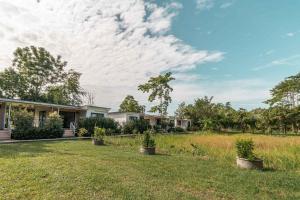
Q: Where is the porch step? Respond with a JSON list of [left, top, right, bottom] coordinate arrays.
[[0, 130, 11, 140], [63, 129, 74, 137]]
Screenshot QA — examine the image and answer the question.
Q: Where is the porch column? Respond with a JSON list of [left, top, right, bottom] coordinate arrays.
[[0, 103, 6, 130]]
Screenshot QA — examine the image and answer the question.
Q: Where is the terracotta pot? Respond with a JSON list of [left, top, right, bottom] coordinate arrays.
[[140, 146, 156, 155], [236, 157, 263, 170], [92, 139, 104, 145]]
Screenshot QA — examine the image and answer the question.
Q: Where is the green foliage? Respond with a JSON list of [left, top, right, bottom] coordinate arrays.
[[266, 73, 300, 107], [44, 112, 64, 136], [138, 72, 175, 116], [0, 46, 85, 105], [235, 139, 256, 161], [12, 110, 64, 140], [119, 95, 145, 113], [78, 128, 88, 137], [78, 117, 119, 136], [190, 143, 206, 156], [122, 119, 150, 134], [12, 109, 34, 131], [142, 130, 156, 148], [93, 127, 106, 141]]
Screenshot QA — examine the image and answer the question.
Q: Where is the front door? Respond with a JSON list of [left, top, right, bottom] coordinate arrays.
[[60, 112, 75, 128], [39, 111, 47, 127]]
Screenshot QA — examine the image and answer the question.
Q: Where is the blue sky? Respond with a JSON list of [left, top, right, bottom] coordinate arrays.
[[0, 0, 300, 113], [165, 0, 300, 110]]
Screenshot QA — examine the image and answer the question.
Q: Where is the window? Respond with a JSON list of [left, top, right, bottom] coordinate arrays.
[[129, 116, 138, 121], [91, 112, 104, 118]]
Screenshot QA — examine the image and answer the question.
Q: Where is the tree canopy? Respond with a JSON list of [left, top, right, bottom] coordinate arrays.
[[266, 73, 300, 108], [138, 72, 175, 116], [0, 46, 85, 105], [119, 95, 145, 113], [176, 71, 300, 134]]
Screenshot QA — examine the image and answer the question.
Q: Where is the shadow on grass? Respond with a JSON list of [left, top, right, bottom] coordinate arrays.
[[154, 152, 171, 156], [262, 167, 276, 172], [0, 141, 53, 158]]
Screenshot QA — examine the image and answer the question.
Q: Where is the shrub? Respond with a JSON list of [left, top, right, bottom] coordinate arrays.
[[190, 143, 206, 156], [93, 127, 106, 141], [78, 117, 118, 136], [78, 128, 88, 137], [13, 109, 34, 131], [167, 127, 185, 133], [123, 119, 150, 134], [44, 112, 64, 138], [142, 130, 155, 148], [123, 122, 135, 134], [235, 139, 256, 161], [12, 111, 64, 140], [187, 126, 200, 132]]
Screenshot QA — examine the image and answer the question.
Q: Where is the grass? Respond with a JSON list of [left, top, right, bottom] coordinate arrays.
[[0, 133, 299, 199]]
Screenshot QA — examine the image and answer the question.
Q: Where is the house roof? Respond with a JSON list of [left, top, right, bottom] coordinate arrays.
[[81, 105, 111, 111], [0, 98, 111, 111], [108, 112, 140, 115]]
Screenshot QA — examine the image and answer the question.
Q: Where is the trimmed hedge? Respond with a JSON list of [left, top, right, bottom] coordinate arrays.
[[12, 127, 64, 140]]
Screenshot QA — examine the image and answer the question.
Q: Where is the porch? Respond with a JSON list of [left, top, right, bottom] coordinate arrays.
[[0, 98, 83, 140]]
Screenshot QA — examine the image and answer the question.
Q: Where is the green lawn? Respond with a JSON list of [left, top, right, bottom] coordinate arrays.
[[0, 133, 299, 200]]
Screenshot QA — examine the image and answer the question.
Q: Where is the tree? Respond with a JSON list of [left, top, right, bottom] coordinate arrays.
[[0, 46, 85, 105], [266, 73, 300, 108], [175, 102, 187, 119], [138, 72, 175, 116], [119, 95, 145, 113]]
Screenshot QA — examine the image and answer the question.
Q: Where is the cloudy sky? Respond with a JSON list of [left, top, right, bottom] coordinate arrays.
[[0, 0, 300, 113]]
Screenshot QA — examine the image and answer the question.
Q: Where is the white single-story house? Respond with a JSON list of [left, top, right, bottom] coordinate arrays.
[[174, 118, 191, 130], [0, 98, 110, 140], [141, 114, 163, 127], [141, 114, 191, 130], [108, 112, 140, 126]]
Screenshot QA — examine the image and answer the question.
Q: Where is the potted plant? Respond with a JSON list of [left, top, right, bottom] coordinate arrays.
[[235, 139, 263, 170], [92, 127, 105, 145], [140, 131, 156, 155]]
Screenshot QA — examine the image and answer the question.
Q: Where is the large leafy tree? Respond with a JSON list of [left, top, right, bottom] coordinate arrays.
[[119, 95, 145, 113], [266, 73, 300, 108], [0, 46, 85, 105], [138, 72, 175, 116]]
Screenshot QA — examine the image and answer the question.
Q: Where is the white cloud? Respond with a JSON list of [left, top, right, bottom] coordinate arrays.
[[171, 79, 271, 110], [196, 0, 214, 10], [220, 2, 234, 9], [286, 32, 295, 37], [0, 0, 224, 111], [253, 54, 300, 71]]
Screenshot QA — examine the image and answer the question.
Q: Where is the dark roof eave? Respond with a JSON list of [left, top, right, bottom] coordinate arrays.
[[0, 98, 83, 110]]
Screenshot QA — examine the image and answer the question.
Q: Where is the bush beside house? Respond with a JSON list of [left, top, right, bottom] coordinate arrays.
[[122, 119, 150, 134], [78, 117, 119, 136], [12, 110, 64, 140]]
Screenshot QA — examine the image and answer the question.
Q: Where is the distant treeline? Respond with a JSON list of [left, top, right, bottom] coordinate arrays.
[[177, 73, 300, 134]]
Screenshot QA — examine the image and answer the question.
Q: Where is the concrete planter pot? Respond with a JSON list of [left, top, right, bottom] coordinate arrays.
[[140, 146, 156, 155], [236, 157, 263, 170], [92, 139, 104, 145]]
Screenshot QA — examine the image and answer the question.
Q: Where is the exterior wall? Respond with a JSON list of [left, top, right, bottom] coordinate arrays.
[[148, 118, 157, 127], [84, 106, 109, 118], [108, 113, 127, 126], [108, 113, 140, 126], [33, 107, 55, 127]]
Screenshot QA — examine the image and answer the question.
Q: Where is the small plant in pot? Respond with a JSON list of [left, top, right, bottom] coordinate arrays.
[[92, 127, 106, 145], [235, 139, 263, 170], [140, 130, 156, 155]]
